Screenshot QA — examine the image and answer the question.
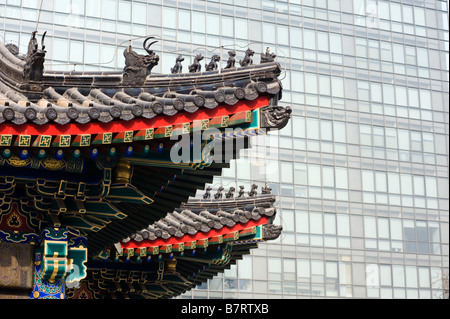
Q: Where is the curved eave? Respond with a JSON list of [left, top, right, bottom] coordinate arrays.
[[82, 193, 281, 299], [0, 95, 270, 137], [86, 163, 227, 253], [121, 217, 269, 250], [1, 40, 282, 129]]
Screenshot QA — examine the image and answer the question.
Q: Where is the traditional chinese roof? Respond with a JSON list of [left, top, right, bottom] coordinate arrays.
[[0, 39, 282, 127], [122, 190, 278, 246], [1, 33, 289, 299], [1, 34, 288, 256], [67, 190, 282, 299]]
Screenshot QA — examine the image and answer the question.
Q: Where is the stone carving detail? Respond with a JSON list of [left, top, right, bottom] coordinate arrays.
[[260, 47, 276, 63], [238, 185, 245, 198], [203, 185, 212, 199], [203, 184, 272, 200], [261, 183, 272, 194], [239, 48, 254, 67], [260, 105, 292, 130], [171, 55, 184, 74], [225, 187, 235, 199], [205, 55, 220, 71], [188, 53, 204, 73], [248, 183, 258, 197], [122, 37, 159, 85], [23, 31, 47, 82], [262, 224, 283, 241], [224, 50, 236, 69], [214, 186, 224, 199]]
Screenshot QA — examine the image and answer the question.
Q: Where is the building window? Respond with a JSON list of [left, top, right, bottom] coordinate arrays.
[[118, 0, 131, 22], [132, 2, 146, 25], [163, 7, 176, 29]]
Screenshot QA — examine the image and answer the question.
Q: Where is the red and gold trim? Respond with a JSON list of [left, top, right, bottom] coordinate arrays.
[[121, 216, 269, 251], [0, 96, 269, 148]]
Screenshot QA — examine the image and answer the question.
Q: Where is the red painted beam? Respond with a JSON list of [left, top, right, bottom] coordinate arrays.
[[0, 96, 269, 136], [121, 216, 268, 249]]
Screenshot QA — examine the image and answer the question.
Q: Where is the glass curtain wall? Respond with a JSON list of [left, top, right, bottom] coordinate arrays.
[[1, 0, 448, 299]]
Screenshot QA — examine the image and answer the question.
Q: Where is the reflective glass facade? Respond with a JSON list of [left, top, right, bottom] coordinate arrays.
[[1, 0, 448, 299]]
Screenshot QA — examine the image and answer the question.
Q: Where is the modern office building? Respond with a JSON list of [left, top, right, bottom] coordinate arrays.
[[1, 0, 448, 299]]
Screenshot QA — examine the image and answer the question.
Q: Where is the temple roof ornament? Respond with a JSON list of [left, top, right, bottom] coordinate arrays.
[[260, 105, 292, 131], [262, 183, 272, 194], [214, 186, 224, 199], [205, 55, 221, 71], [238, 185, 245, 197], [188, 53, 204, 73], [225, 186, 235, 198], [0, 46, 282, 127], [239, 48, 255, 67], [224, 50, 237, 69], [23, 31, 47, 83], [203, 185, 213, 199], [170, 55, 184, 74], [122, 37, 160, 85], [260, 47, 277, 63], [248, 183, 258, 196]]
